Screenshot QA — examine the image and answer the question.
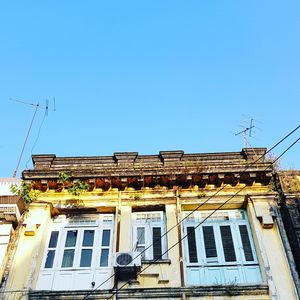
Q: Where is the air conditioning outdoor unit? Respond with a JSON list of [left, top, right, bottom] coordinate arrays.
[[113, 252, 141, 280]]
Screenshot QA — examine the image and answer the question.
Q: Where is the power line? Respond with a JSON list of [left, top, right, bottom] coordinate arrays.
[[86, 125, 300, 299], [83, 124, 300, 299], [273, 136, 300, 162], [106, 134, 300, 300]]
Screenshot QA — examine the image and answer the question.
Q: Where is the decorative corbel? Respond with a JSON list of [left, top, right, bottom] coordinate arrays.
[[250, 195, 277, 228]]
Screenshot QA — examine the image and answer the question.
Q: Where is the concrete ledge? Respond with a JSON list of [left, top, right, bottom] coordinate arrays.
[[28, 285, 269, 299], [141, 259, 171, 264]]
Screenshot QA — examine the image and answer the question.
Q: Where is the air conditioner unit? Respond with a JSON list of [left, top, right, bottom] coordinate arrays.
[[113, 252, 141, 280], [114, 252, 141, 267]]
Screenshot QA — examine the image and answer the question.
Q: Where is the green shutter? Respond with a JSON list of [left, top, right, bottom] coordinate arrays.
[[203, 226, 217, 259], [239, 225, 254, 261], [187, 227, 198, 263], [220, 225, 236, 262], [152, 227, 162, 260]]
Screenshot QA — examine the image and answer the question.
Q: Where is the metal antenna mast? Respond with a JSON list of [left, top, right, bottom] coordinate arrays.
[[10, 98, 53, 177], [235, 118, 255, 148]]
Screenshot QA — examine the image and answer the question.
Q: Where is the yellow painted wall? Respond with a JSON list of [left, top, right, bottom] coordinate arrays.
[[4, 185, 299, 300], [119, 205, 132, 252], [5, 203, 51, 299]]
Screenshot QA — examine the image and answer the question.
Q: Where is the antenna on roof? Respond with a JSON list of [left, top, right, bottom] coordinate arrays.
[[235, 118, 256, 148], [10, 98, 55, 177]]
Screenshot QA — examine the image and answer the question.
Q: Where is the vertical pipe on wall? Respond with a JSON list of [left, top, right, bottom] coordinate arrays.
[[113, 190, 122, 296], [116, 191, 121, 252], [176, 189, 185, 290]]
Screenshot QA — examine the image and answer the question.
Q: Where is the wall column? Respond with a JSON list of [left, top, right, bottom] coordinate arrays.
[[118, 205, 132, 252], [165, 203, 181, 288]]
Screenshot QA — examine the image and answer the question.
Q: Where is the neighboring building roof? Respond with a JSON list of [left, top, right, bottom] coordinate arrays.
[[0, 178, 21, 196], [278, 171, 300, 194], [0, 178, 24, 222], [0, 196, 25, 219]]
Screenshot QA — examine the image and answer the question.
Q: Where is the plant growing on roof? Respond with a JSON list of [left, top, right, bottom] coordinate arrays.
[[134, 193, 142, 200], [58, 171, 90, 196], [58, 171, 70, 183], [67, 179, 90, 196], [58, 171, 72, 189], [10, 181, 40, 204], [265, 152, 281, 172]]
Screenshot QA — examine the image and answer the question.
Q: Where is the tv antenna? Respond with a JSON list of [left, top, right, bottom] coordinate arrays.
[[10, 98, 55, 177], [235, 118, 255, 148]]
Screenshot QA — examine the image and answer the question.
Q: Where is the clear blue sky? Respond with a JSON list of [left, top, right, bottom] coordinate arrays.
[[1, 1, 299, 178]]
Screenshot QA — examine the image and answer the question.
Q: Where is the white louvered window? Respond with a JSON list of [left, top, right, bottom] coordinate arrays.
[[36, 214, 114, 291], [183, 209, 262, 285], [132, 211, 167, 261]]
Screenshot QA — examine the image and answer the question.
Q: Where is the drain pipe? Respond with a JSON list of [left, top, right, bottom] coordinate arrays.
[[176, 189, 186, 300]]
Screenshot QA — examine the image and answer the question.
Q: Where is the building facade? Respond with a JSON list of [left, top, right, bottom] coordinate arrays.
[[2, 149, 298, 299]]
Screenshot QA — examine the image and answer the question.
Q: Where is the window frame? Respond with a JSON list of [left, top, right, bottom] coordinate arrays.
[[183, 209, 259, 268], [132, 211, 168, 261], [40, 214, 114, 272]]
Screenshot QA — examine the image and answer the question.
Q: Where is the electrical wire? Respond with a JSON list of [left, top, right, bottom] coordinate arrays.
[[83, 124, 300, 299], [25, 108, 47, 169], [3, 130, 299, 298], [85, 126, 300, 299], [106, 134, 300, 300]]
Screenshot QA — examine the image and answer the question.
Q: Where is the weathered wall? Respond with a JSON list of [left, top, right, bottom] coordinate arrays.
[[5, 187, 298, 299], [5, 203, 51, 299], [4, 150, 299, 299]]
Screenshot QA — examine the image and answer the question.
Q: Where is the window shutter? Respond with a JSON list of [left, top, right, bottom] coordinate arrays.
[[239, 225, 254, 261], [152, 227, 162, 260], [202, 226, 217, 258], [187, 227, 198, 263], [220, 225, 236, 262]]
